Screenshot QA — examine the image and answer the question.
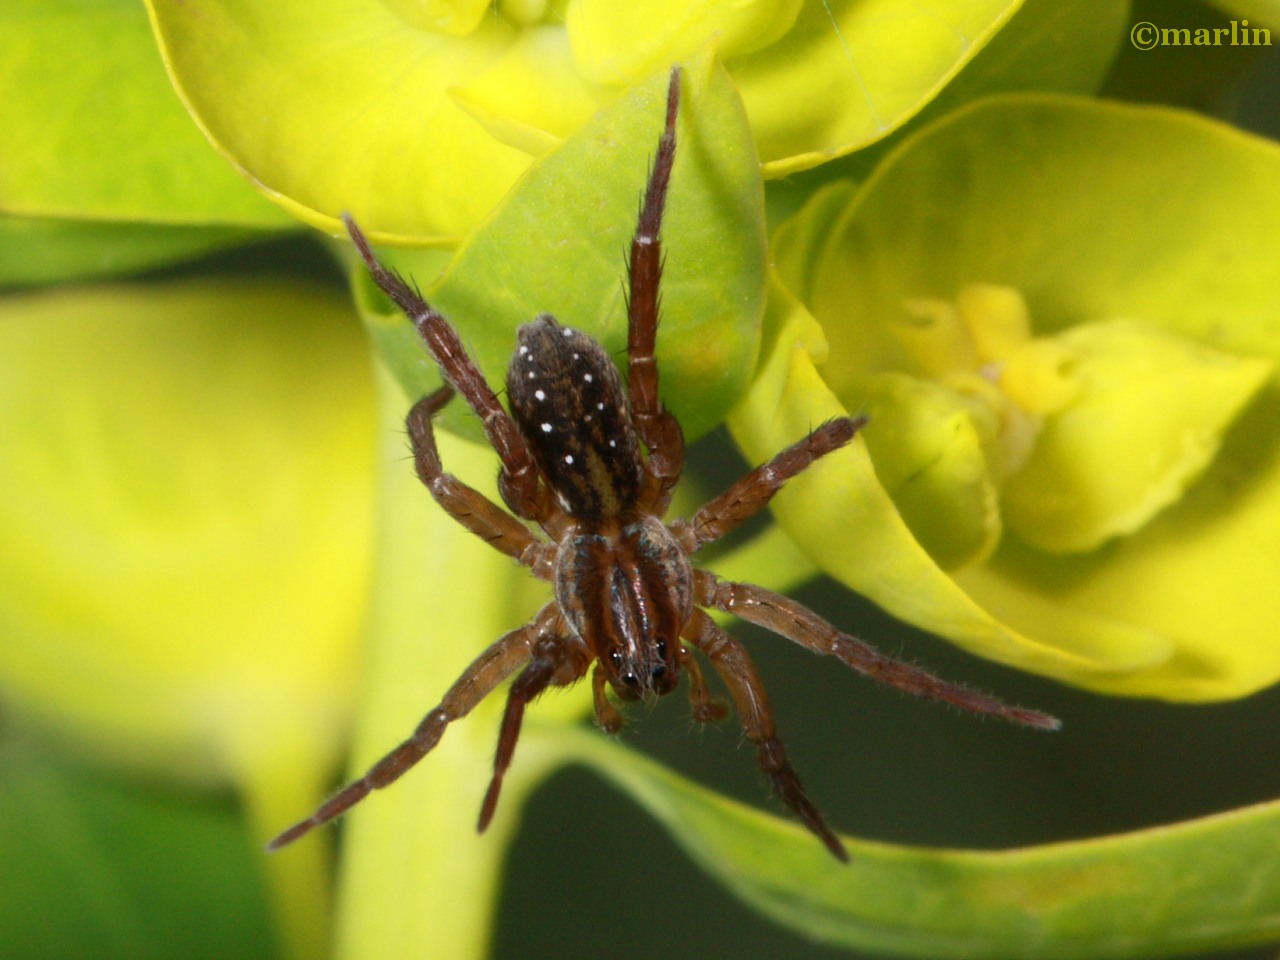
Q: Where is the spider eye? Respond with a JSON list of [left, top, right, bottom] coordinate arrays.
[[622, 671, 639, 687], [656, 640, 668, 659], [610, 651, 623, 669]]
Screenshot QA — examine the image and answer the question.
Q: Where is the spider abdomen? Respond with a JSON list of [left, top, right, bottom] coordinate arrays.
[[507, 314, 644, 522]]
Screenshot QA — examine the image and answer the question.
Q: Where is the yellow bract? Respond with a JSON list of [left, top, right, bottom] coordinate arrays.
[[1002, 319, 1271, 552], [566, 0, 803, 84], [750, 94, 1280, 700], [376, 0, 491, 35], [451, 26, 601, 156], [728, 275, 1170, 685], [876, 285, 1273, 556], [743, 276, 1278, 700], [858, 372, 1003, 569], [145, 0, 1030, 238]]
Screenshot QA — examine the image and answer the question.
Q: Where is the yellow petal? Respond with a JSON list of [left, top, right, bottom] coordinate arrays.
[[567, 0, 803, 85], [893, 297, 980, 377], [765, 95, 1280, 700], [999, 338, 1082, 416], [728, 274, 1170, 682], [1002, 320, 1273, 553], [147, 0, 530, 242], [956, 283, 1032, 365], [959, 391, 1280, 701], [375, 0, 490, 35], [733, 0, 1023, 174], [859, 372, 1002, 569], [450, 26, 600, 157]]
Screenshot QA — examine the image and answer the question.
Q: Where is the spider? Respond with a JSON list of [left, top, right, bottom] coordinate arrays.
[[268, 67, 1058, 863]]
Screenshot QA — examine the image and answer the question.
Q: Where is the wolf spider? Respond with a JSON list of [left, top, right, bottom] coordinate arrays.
[[268, 68, 1058, 862]]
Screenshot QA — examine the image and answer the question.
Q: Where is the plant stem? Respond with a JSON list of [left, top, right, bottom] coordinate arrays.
[[332, 370, 540, 960]]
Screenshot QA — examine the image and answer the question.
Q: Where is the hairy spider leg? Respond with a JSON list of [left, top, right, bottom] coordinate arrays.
[[684, 609, 849, 862], [678, 646, 729, 724], [674, 416, 867, 553], [407, 385, 555, 575], [344, 214, 559, 527], [695, 572, 1062, 731], [627, 68, 687, 513], [478, 660, 558, 833], [591, 664, 626, 734], [477, 633, 592, 832], [266, 606, 557, 851], [267, 61, 1060, 865]]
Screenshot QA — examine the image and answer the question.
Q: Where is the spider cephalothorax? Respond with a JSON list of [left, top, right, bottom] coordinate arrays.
[[269, 68, 1057, 863]]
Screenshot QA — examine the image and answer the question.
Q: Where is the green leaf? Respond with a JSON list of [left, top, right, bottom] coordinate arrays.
[[0, 0, 287, 227], [0, 217, 258, 287], [543, 723, 1280, 960], [0, 738, 279, 960], [356, 51, 765, 442]]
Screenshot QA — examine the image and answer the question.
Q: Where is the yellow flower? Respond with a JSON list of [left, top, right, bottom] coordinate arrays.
[[143, 0, 1042, 240], [870, 285, 1268, 558], [735, 95, 1280, 701]]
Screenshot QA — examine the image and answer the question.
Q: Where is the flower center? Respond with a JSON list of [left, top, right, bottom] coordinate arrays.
[[878, 284, 1270, 556], [891, 284, 1077, 479]]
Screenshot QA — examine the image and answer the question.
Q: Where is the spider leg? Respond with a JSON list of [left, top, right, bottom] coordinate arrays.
[[673, 416, 866, 553], [478, 634, 591, 832], [695, 571, 1061, 731], [592, 664, 625, 734], [344, 214, 558, 525], [627, 68, 686, 513], [408, 384, 554, 577], [684, 609, 848, 862], [267, 606, 554, 851], [679, 645, 728, 724]]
